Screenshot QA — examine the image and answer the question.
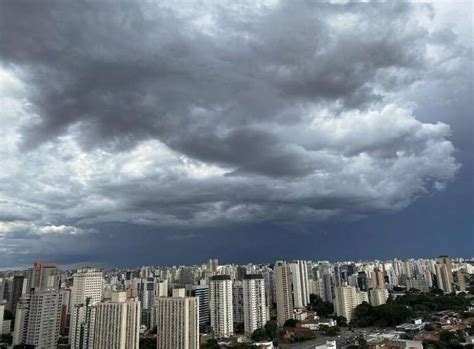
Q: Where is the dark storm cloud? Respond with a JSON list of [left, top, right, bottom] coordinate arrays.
[[0, 0, 470, 265], [1, 2, 434, 159]]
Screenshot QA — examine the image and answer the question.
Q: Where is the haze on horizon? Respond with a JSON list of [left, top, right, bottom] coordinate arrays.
[[0, 0, 472, 267]]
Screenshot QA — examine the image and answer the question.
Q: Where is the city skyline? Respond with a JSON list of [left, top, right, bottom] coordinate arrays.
[[0, 1, 473, 268]]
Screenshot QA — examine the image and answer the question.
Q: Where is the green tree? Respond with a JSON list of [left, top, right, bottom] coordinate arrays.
[[264, 320, 278, 340], [251, 328, 269, 342], [335, 316, 347, 327], [283, 319, 299, 328], [202, 339, 220, 349], [325, 326, 340, 337]]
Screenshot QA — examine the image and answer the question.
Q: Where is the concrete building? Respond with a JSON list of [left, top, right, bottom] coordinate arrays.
[[209, 275, 233, 338], [289, 260, 311, 309], [275, 262, 294, 326], [334, 285, 362, 322], [93, 292, 140, 349], [186, 285, 210, 329], [370, 269, 385, 289], [70, 268, 103, 349], [233, 280, 244, 324], [27, 262, 60, 292], [9, 275, 26, 314], [369, 288, 389, 306], [155, 288, 199, 349], [242, 274, 268, 334], [13, 289, 62, 349]]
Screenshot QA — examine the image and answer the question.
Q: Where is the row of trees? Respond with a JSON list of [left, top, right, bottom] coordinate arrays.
[[393, 292, 471, 312], [351, 302, 413, 327]]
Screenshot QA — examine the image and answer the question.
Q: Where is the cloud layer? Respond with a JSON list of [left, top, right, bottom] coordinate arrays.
[[0, 0, 470, 265]]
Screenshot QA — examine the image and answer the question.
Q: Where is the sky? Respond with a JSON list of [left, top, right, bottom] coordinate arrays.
[[0, 1, 472, 268]]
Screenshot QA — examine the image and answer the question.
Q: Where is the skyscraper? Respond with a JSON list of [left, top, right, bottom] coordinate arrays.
[[334, 284, 362, 322], [155, 288, 199, 349], [233, 280, 244, 325], [9, 275, 26, 314], [93, 292, 140, 349], [187, 285, 210, 329], [435, 256, 454, 293], [289, 260, 311, 309], [242, 274, 268, 334], [369, 288, 389, 306], [27, 262, 60, 292], [13, 289, 63, 348], [70, 268, 103, 349], [209, 275, 233, 338], [275, 262, 294, 326]]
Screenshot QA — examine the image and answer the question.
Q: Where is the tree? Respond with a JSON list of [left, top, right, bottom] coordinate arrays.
[[424, 323, 436, 331], [264, 320, 278, 340], [309, 294, 334, 317], [351, 302, 412, 327], [283, 319, 299, 328], [430, 288, 444, 296], [335, 316, 347, 327], [325, 326, 340, 337], [202, 339, 220, 349], [251, 328, 269, 342]]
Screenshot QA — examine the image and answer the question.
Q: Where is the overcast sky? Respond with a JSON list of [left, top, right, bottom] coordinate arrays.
[[0, 0, 472, 268]]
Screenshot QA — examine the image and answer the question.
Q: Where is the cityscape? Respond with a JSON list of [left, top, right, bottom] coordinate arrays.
[[0, 256, 473, 348], [0, 1, 473, 349]]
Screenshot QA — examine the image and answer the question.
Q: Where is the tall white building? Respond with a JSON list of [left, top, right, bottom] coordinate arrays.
[[242, 274, 268, 334], [369, 288, 389, 306], [13, 289, 62, 348], [209, 275, 233, 338], [70, 268, 103, 349], [289, 261, 310, 309], [93, 292, 140, 349], [334, 285, 363, 322], [275, 262, 294, 326], [155, 288, 199, 349]]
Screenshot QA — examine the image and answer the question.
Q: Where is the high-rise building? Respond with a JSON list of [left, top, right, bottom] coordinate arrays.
[[13, 289, 62, 348], [370, 269, 385, 289], [334, 285, 362, 322], [435, 264, 453, 293], [369, 288, 389, 306], [456, 270, 467, 292], [9, 275, 26, 314], [155, 288, 199, 349], [93, 292, 140, 349], [357, 272, 369, 291], [323, 274, 334, 303], [289, 260, 311, 309], [275, 262, 294, 326], [233, 281, 244, 324], [138, 277, 155, 327], [436, 256, 454, 293], [242, 274, 268, 334], [207, 259, 219, 273], [209, 275, 233, 338], [186, 285, 210, 329], [70, 268, 103, 349], [27, 262, 60, 292]]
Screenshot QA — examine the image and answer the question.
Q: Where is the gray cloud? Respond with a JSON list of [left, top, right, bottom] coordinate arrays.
[[0, 0, 470, 265]]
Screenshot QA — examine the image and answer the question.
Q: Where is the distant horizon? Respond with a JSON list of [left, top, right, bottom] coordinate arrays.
[[1, 254, 473, 272]]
